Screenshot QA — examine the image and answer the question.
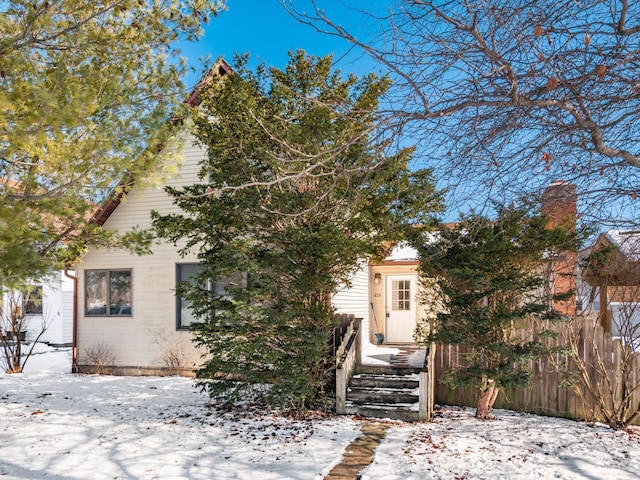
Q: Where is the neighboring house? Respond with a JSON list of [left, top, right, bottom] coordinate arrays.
[[1, 273, 74, 347], [0, 178, 75, 347], [582, 230, 640, 338], [541, 181, 579, 317], [32, 272, 74, 346]]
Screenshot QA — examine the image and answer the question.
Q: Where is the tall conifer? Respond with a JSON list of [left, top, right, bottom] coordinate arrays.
[[153, 52, 442, 410]]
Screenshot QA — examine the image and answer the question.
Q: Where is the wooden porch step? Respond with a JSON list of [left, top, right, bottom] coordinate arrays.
[[344, 403, 421, 422], [350, 373, 419, 390], [347, 388, 418, 405], [345, 370, 422, 422], [355, 365, 421, 376]]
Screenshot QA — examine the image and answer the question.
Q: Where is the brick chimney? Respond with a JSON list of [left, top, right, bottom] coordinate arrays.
[[541, 180, 577, 229], [541, 181, 577, 315]]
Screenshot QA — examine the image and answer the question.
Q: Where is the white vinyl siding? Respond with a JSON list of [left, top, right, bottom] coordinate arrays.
[[20, 273, 74, 346], [332, 263, 370, 348], [76, 133, 206, 369]]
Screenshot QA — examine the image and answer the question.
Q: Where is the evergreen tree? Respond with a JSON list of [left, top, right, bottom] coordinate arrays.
[[413, 206, 580, 419], [0, 0, 224, 287], [153, 51, 442, 410]]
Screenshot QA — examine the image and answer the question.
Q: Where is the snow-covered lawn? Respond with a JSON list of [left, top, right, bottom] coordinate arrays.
[[1, 344, 640, 479]]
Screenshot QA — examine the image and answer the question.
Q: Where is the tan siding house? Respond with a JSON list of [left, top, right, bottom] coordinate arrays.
[[74, 58, 439, 374], [76, 135, 205, 374], [77, 137, 436, 374], [77, 143, 432, 376]]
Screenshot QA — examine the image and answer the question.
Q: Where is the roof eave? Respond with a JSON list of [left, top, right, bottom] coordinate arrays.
[[89, 57, 232, 227]]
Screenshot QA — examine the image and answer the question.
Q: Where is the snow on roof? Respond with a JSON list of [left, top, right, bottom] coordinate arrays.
[[604, 230, 640, 261], [383, 232, 442, 262], [384, 241, 419, 261]]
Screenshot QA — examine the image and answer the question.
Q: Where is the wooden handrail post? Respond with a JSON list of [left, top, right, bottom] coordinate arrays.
[[334, 315, 362, 415], [336, 365, 347, 414], [354, 317, 362, 367], [418, 343, 435, 421]]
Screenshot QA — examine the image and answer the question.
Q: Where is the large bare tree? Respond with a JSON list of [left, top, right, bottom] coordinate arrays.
[[283, 0, 640, 226]]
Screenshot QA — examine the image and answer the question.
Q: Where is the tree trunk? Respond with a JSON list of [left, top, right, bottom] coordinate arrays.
[[476, 383, 499, 419]]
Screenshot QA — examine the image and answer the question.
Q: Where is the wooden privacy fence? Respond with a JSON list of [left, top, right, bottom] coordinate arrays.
[[433, 314, 640, 425]]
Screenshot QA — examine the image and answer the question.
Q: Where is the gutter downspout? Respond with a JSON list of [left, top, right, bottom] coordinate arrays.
[[64, 270, 78, 373]]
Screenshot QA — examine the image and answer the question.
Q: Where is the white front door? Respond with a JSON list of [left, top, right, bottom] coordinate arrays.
[[385, 275, 417, 343]]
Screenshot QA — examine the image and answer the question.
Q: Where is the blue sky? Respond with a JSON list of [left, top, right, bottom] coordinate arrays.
[[176, 0, 465, 217], [180, 0, 391, 88]]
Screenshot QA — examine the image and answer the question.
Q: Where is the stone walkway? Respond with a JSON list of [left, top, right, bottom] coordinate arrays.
[[323, 345, 424, 478], [323, 421, 390, 480]]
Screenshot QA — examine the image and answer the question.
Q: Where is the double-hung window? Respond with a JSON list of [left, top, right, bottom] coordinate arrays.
[[85, 269, 132, 316], [24, 285, 43, 315], [176, 264, 245, 330], [176, 263, 204, 330]]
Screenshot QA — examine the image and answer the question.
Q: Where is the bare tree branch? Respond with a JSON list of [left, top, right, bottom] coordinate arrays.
[[282, 0, 640, 226]]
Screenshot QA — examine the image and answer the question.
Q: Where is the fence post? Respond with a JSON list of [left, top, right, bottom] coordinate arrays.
[[418, 370, 429, 421]]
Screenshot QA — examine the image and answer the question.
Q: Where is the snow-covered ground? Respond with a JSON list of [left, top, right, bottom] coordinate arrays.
[[1, 344, 640, 479]]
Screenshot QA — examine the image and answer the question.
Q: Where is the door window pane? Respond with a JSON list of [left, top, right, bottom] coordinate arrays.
[[392, 280, 411, 311]]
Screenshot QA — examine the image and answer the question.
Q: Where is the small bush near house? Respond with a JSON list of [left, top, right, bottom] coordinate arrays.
[[80, 343, 115, 375], [153, 328, 189, 375]]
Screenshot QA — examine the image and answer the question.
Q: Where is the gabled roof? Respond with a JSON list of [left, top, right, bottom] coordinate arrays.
[[603, 230, 640, 261], [185, 58, 232, 107], [91, 57, 232, 227], [583, 230, 640, 286]]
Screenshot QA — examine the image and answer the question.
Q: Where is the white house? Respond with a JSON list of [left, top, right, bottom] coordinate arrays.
[[73, 59, 440, 374], [77, 161, 433, 373], [1, 272, 74, 347], [75, 128, 210, 374], [76, 138, 431, 374]]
